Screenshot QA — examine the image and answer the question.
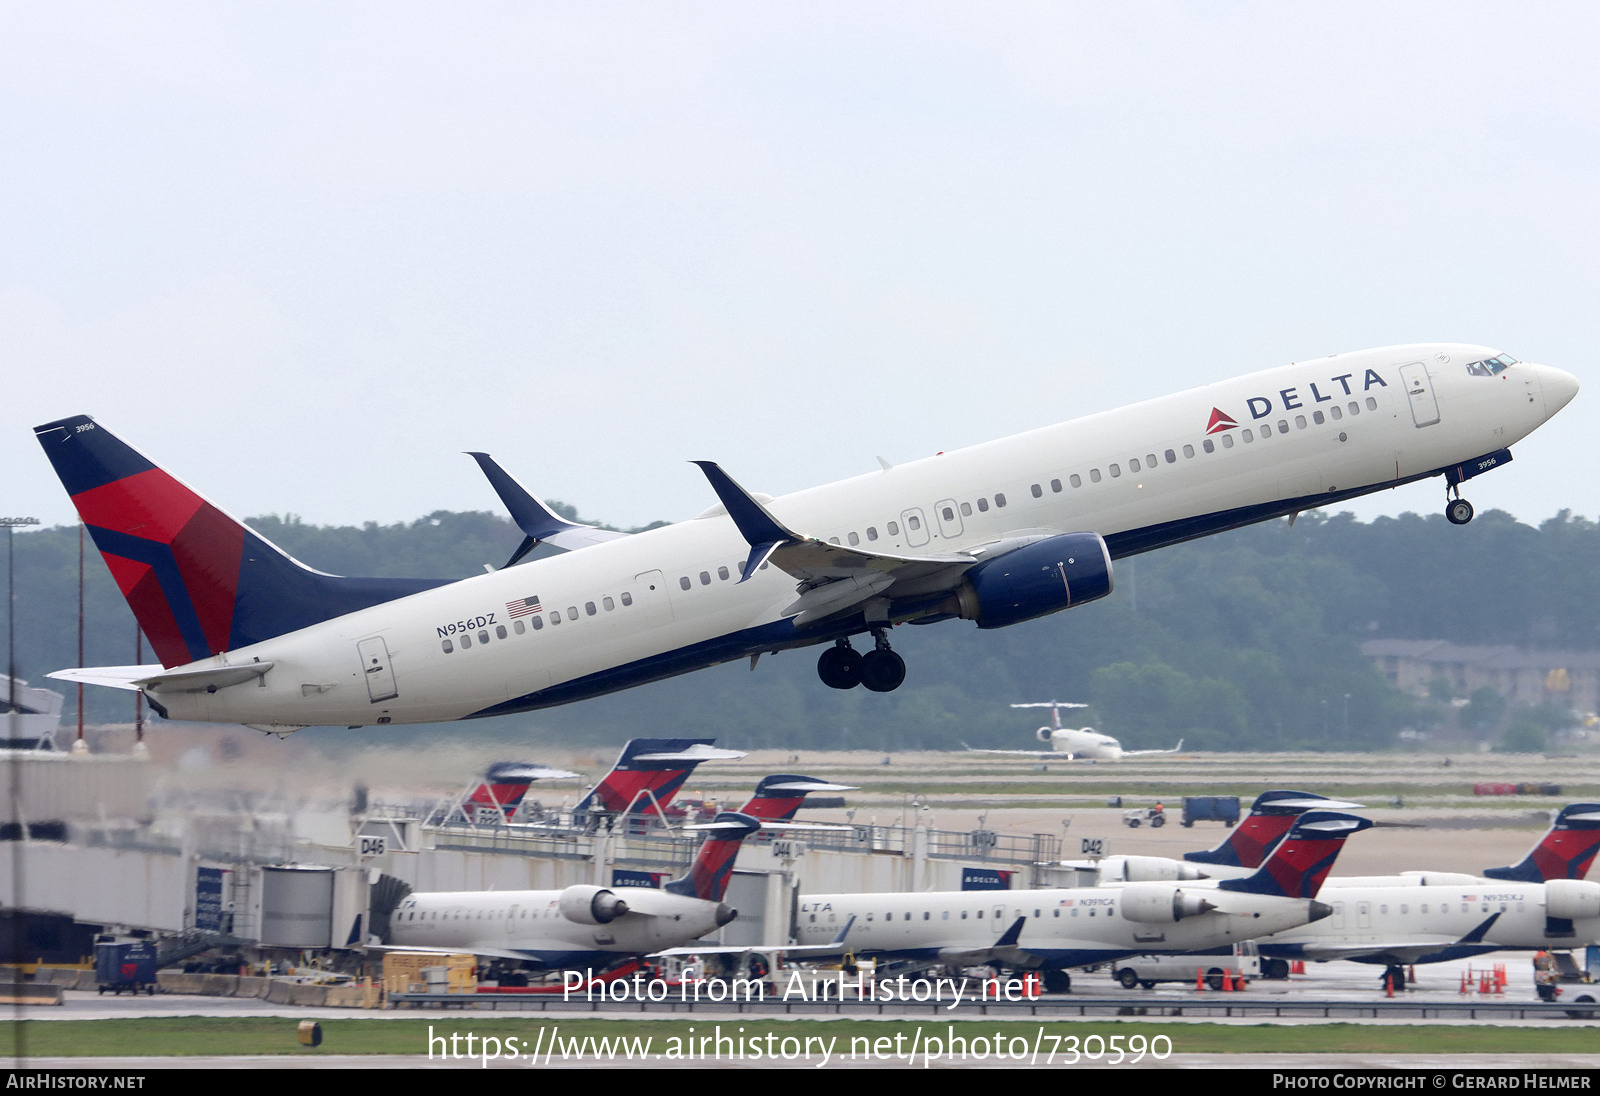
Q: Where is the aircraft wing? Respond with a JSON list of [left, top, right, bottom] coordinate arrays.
[[692, 461, 1017, 626], [935, 916, 1032, 967], [652, 916, 857, 958], [1285, 913, 1503, 966], [367, 942, 552, 963], [961, 744, 1070, 760], [468, 452, 629, 565], [1121, 739, 1185, 756]]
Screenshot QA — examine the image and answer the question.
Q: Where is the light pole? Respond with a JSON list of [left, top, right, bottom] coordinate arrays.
[[3, 516, 40, 727]]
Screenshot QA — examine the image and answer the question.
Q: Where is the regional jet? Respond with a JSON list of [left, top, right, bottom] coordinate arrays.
[[33, 344, 1577, 732]]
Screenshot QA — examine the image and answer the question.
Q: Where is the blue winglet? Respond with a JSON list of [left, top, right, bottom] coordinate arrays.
[[468, 452, 588, 544], [691, 461, 800, 582]]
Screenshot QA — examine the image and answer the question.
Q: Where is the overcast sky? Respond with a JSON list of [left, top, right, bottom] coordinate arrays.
[[5, 2, 1596, 539]]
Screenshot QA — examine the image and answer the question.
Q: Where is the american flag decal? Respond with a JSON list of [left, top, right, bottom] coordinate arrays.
[[506, 595, 542, 618]]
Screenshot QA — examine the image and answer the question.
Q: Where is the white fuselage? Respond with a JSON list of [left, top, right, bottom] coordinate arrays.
[[148, 344, 1575, 727], [793, 884, 1327, 970], [1043, 727, 1128, 759], [390, 885, 728, 968], [1253, 879, 1600, 965]]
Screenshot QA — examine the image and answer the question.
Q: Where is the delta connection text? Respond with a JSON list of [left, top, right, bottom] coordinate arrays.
[[562, 968, 1034, 1008]]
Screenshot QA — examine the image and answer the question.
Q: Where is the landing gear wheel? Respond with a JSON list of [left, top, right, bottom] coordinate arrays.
[[860, 649, 906, 692], [817, 644, 863, 690], [1381, 965, 1407, 991], [1043, 969, 1071, 994], [1117, 967, 1139, 990], [1446, 498, 1475, 525]]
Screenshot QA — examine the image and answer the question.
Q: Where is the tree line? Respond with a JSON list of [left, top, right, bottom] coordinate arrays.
[[8, 504, 1596, 752]]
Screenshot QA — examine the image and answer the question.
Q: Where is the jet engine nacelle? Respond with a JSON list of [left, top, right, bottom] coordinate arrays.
[[955, 533, 1114, 629], [1102, 855, 1209, 883], [1545, 879, 1600, 921], [558, 885, 630, 925], [1118, 883, 1217, 923]]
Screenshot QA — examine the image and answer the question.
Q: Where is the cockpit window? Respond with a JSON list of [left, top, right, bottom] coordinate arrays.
[[1465, 354, 1518, 377]]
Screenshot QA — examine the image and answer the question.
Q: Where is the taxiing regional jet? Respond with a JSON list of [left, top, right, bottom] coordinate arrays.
[[34, 344, 1577, 733]]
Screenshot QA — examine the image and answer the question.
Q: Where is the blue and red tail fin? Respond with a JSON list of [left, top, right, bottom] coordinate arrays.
[[1218, 811, 1373, 898], [573, 738, 745, 817], [664, 812, 760, 901], [737, 775, 856, 821], [1483, 804, 1600, 883], [1186, 791, 1361, 868], [462, 762, 578, 823], [34, 416, 447, 668]]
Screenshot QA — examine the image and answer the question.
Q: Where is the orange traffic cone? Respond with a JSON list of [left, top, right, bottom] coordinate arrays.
[[1195, 968, 1205, 992], [1222, 970, 1234, 992]]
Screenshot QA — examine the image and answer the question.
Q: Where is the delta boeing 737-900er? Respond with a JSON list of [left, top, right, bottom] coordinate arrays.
[[34, 343, 1578, 733]]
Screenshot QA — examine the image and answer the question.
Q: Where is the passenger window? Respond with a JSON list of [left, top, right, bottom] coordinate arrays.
[[566, 607, 577, 620], [442, 639, 454, 653], [717, 566, 729, 580], [1221, 434, 1234, 448], [1365, 396, 1378, 410], [513, 619, 525, 634], [1330, 405, 1343, 420], [1030, 484, 1042, 498], [1313, 410, 1325, 424], [585, 602, 596, 616], [478, 630, 489, 644], [461, 634, 472, 648], [1278, 420, 1289, 433], [977, 498, 989, 512], [700, 572, 711, 586], [620, 592, 633, 607], [680, 576, 691, 591], [1203, 439, 1215, 453], [1164, 450, 1176, 464], [1259, 424, 1271, 438], [827, 537, 839, 545], [532, 616, 544, 630], [866, 527, 878, 541], [941, 506, 954, 521], [960, 502, 971, 517], [1129, 458, 1141, 472], [603, 596, 615, 610], [887, 521, 899, 535], [907, 515, 921, 530], [1051, 478, 1062, 492], [849, 531, 860, 545], [1348, 401, 1360, 415], [1295, 415, 1306, 429], [1145, 453, 1157, 466], [548, 613, 559, 626], [496, 625, 507, 639], [1183, 444, 1195, 458], [1069, 474, 1081, 487], [1109, 463, 1121, 477], [1090, 468, 1102, 483], [1242, 429, 1254, 443], [995, 493, 1006, 507]]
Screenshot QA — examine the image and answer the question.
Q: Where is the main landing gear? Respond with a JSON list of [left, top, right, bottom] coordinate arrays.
[[817, 632, 906, 693], [1445, 484, 1475, 525]]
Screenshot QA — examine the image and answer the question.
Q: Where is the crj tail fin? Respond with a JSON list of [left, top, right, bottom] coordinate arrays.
[[574, 738, 745, 816], [462, 762, 579, 823], [34, 416, 446, 668], [1186, 791, 1362, 868], [738, 775, 856, 821], [1219, 811, 1373, 899], [1483, 804, 1600, 883], [664, 812, 760, 902]]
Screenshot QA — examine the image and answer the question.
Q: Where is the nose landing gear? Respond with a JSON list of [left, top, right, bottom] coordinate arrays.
[[816, 630, 906, 692], [1445, 484, 1475, 526]]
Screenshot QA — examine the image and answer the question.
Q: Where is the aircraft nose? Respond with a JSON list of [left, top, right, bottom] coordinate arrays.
[[1537, 365, 1580, 418]]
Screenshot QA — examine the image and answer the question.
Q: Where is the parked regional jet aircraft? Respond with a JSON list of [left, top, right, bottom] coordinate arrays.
[[791, 810, 1369, 992], [382, 811, 759, 973], [968, 701, 1183, 760], [34, 344, 1577, 732]]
